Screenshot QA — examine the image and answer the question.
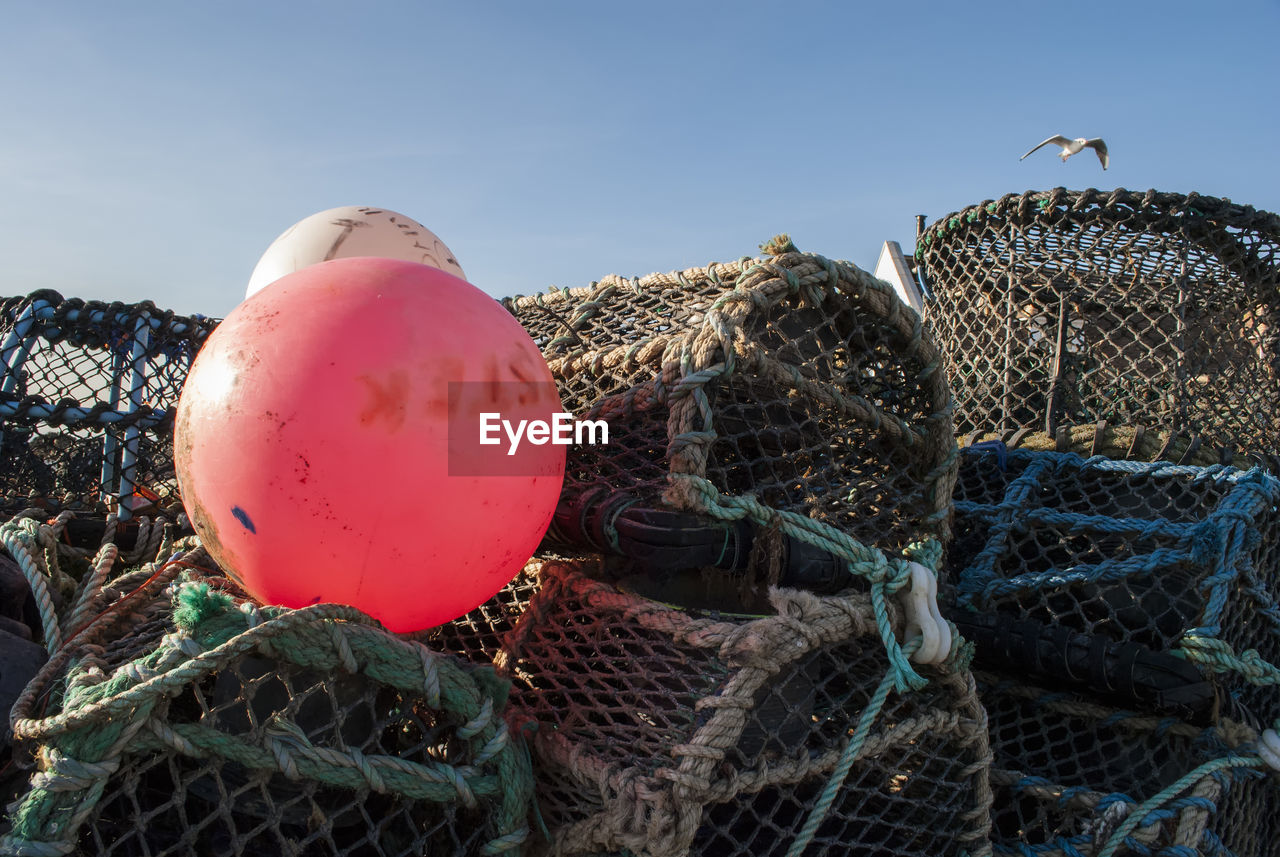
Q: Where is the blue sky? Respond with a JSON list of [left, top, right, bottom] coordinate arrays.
[[2, 1, 1277, 318]]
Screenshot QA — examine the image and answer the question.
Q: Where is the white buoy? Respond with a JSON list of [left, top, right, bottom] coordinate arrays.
[[245, 206, 466, 298]]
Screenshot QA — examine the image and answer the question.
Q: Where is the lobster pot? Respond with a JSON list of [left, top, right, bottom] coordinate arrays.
[[503, 237, 957, 571], [501, 560, 993, 857], [423, 564, 545, 668], [949, 445, 1280, 725], [0, 290, 217, 516], [917, 189, 1280, 466], [980, 675, 1275, 857], [2, 567, 533, 857]]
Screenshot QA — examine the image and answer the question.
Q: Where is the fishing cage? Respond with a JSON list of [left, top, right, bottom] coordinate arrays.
[[0, 528, 533, 857], [979, 675, 1275, 857], [487, 558, 993, 857], [916, 189, 1280, 467], [0, 291, 217, 518], [503, 236, 957, 592], [947, 445, 1280, 728]]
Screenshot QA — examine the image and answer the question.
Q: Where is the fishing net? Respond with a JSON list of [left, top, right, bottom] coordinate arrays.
[[948, 445, 1280, 728], [502, 236, 957, 589], [0, 291, 217, 518], [916, 189, 1280, 467], [492, 558, 992, 857], [0, 516, 533, 857], [980, 674, 1277, 857]]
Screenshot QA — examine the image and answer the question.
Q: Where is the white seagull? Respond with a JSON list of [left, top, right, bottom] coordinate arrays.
[[1020, 135, 1109, 169]]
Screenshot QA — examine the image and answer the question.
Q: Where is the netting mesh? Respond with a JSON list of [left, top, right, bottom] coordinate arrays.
[[959, 424, 1231, 469], [0, 291, 217, 517], [503, 237, 957, 577], [490, 559, 992, 857], [980, 675, 1273, 857], [917, 189, 1280, 467], [948, 445, 1280, 728], [1, 522, 533, 857]]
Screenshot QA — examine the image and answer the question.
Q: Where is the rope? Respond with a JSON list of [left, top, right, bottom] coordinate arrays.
[[957, 446, 1280, 699], [785, 636, 922, 857], [1096, 753, 1264, 857], [667, 471, 932, 691], [523, 560, 992, 857]]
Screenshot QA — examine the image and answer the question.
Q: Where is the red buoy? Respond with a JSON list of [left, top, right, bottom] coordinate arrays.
[[176, 256, 565, 632]]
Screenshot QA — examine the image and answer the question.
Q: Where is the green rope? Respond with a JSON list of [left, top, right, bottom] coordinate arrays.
[[1177, 634, 1280, 686], [669, 472, 932, 692], [786, 637, 924, 857], [0, 520, 64, 652]]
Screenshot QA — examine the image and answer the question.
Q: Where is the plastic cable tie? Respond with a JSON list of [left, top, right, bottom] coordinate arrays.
[[902, 562, 949, 665], [1258, 729, 1280, 773]]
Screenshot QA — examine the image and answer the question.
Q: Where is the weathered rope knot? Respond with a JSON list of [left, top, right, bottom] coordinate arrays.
[[440, 759, 479, 809], [264, 718, 306, 781], [326, 621, 359, 673], [455, 696, 494, 741], [157, 632, 204, 660], [470, 719, 510, 767], [29, 751, 121, 794], [238, 601, 264, 629], [346, 746, 388, 793], [414, 641, 442, 709]]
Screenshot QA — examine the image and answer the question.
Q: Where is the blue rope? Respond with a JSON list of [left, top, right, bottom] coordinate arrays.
[[955, 447, 1280, 692], [1097, 754, 1262, 857]]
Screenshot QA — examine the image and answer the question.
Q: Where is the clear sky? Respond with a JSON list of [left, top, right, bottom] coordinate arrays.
[[2, 1, 1277, 319]]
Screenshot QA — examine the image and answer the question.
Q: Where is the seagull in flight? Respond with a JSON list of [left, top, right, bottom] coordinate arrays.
[[1021, 135, 1109, 169]]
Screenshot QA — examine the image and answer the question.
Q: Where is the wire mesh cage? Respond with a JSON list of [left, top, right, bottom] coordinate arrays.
[[503, 237, 957, 593], [1, 530, 533, 857], [948, 445, 1280, 728], [495, 559, 992, 857], [917, 189, 1280, 467], [980, 674, 1275, 857], [0, 291, 218, 518]]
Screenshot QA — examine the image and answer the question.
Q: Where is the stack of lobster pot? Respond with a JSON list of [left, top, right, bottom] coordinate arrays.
[[918, 189, 1280, 857], [479, 237, 996, 856]]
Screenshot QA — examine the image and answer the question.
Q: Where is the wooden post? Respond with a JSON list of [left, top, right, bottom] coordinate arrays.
[[1045, 286, 1070, 436]]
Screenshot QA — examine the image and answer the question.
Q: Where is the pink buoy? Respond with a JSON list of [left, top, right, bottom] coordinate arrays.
[[175, 256, 565, 632]]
